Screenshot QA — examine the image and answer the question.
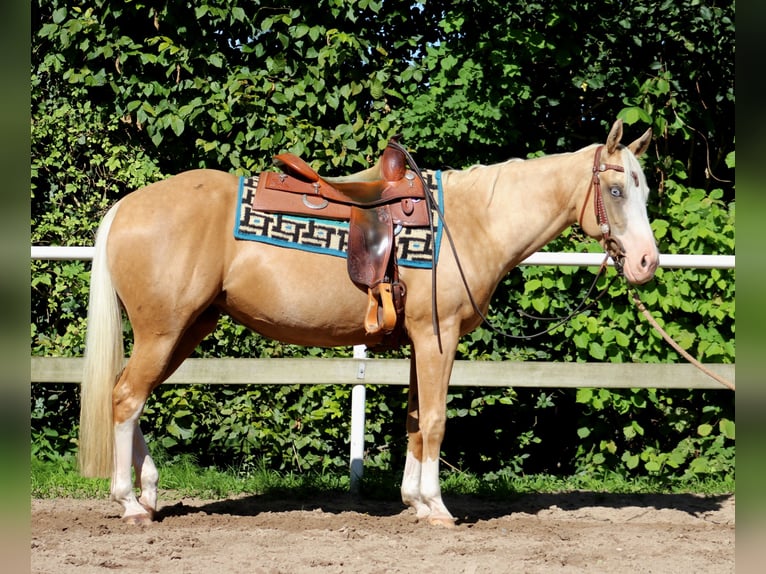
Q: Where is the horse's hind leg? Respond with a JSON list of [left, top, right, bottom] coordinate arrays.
[[130, 423, 158, 517], [110, 337, 178, 524], [113, 309, 220, 524]]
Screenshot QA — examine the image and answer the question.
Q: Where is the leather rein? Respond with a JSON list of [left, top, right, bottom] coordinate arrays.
[[510, 145, 633, 339], [393, 142, 633, 347]]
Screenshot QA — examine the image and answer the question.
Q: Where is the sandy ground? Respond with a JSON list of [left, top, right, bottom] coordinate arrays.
[[31, 491, 734, 573]]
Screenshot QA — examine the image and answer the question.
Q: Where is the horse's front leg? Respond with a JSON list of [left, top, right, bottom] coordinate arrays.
[[401, 353, 431, 518], [400, 337, 457, 527]]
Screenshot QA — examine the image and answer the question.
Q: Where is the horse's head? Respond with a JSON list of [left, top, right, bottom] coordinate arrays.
[[578, 119, 660, 285]]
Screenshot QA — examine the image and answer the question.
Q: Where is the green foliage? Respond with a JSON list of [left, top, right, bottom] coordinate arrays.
[[33, 0, 416, 175], [142, 384, 356, 472], [573, 388, 734, 481], [31, 385, 80, 461], [31, 0, 734, 485], [135, 382, 408, 475]]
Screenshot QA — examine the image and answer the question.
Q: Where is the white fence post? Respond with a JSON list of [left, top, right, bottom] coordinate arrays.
[[349, 345, 367, 492]]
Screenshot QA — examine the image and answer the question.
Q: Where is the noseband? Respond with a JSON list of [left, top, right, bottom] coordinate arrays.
[[579, 145, 634, 275]]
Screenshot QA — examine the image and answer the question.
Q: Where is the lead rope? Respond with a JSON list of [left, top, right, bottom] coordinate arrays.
[[628, 289, 735, 391]]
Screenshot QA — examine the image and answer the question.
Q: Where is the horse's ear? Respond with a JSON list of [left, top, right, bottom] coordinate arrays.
[[606, 119, 623, 154], [627, 127, 653, 158]]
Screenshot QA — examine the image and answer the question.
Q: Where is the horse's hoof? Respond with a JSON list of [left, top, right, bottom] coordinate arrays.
[[122, 512, 154, 526], [428, 516, 457, 528]]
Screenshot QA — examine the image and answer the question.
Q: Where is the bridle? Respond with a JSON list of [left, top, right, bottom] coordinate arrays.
[[579, 148, 733, 391], [578, 144, 637, 277]]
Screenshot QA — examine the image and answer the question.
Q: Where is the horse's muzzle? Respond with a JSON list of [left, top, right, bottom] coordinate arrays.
[[622, 249, 659, 285], [604, 237, 658, 285]]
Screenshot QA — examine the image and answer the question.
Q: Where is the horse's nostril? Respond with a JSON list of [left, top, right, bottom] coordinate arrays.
[[639, 252, 659, 275]]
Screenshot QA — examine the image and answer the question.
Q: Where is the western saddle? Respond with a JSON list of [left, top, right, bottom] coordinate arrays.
[[252, 140, 430, 339]]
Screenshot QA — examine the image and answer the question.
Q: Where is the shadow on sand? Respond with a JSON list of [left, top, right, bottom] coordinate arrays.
[[156, 490, 732, 525]]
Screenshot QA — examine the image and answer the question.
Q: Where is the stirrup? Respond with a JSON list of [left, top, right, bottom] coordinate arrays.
[[364, 283, 397, 334], [378, 283, 397, 331]]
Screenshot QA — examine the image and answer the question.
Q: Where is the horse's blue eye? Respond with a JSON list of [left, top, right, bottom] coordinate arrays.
[[610, 187, 622, 198]]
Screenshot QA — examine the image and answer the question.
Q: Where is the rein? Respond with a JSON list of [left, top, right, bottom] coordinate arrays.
[[391, 141, 627, 347], [386, 139, 444, 346]]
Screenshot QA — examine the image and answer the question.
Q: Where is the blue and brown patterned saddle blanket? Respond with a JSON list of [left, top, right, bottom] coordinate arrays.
[[233, 170, 443, 269]]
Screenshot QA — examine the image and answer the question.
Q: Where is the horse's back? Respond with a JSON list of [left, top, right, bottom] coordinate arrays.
[[103, 169, 374, 344]]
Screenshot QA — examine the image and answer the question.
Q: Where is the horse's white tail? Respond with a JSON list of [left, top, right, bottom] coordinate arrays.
[[78, 203, 124, 478]]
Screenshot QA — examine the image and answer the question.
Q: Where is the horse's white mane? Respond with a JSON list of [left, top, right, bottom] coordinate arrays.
[[462, 157, 523, 173], [461, 143, 604, 173]]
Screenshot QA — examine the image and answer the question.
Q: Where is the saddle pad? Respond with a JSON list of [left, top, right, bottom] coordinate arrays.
[[234, 171, 443, 269]]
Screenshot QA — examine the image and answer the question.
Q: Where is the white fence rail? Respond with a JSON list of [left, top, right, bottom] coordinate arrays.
[[31, 247, 735, 487], [30, 245, 736, 269]]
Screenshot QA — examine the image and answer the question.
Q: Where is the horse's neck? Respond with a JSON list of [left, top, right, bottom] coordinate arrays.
[[441, 150, 591, 279]]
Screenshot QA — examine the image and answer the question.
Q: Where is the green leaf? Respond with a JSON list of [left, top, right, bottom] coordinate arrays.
[[52, 7, 68, 24], [689, 456, 711, 474], [719, 419, 735, 440], [589, 342, 605, 360], [169, 116, 184, 136], [697, 423, 713, 437], [370, 80, 383, 100], [592, 453, 605, 464], [645, 460, 661, 472], [617, 106, 652, 125], [271, 91, 288, 105], [441, 54, 458, 71], [32, 273, 52, 288], [615, 331, 630, 346], [624, 453, 640, 469], [575, 388, 593, 404], [668, 450, 687, 468], [208, 54, 223, 68], [231, 7, 246, 22], [150, 130, 163, 147]]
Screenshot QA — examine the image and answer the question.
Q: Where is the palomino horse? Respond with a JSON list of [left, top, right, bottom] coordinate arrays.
[[79, 119, 658, 526]]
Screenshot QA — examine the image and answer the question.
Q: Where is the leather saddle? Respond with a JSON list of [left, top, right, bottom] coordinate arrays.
[[252, 140, 430, 338]]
